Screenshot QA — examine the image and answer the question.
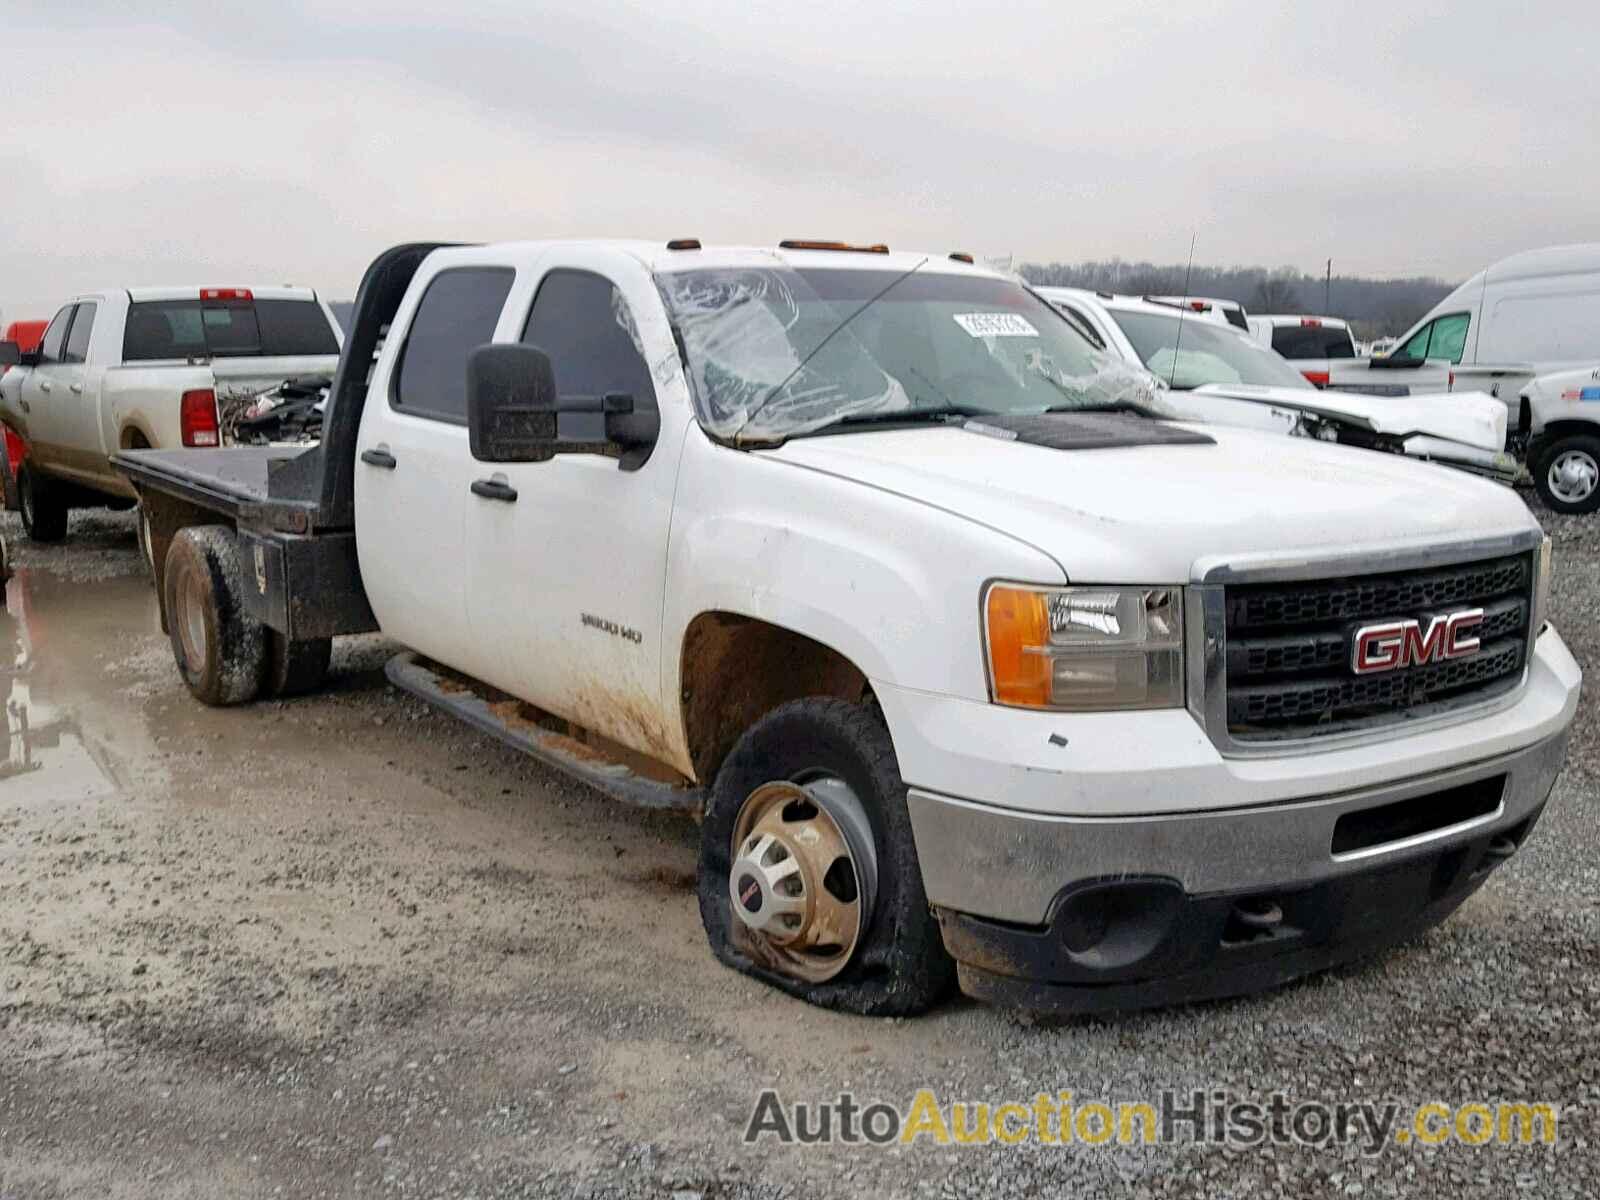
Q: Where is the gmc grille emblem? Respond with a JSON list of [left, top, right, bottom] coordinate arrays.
[[1351, 609, 1484, 675]]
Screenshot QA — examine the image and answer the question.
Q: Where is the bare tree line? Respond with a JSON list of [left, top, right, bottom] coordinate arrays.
[[1019, 260, 1456, 339]]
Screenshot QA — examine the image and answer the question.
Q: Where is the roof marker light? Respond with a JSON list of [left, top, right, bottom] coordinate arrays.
[[666, 239, 702, 251], [948, 252, 975, 264]]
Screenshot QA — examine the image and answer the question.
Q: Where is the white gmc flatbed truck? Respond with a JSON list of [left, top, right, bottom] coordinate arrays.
[[0, 286, 341, 544], [112, 240, 1581, 1017]]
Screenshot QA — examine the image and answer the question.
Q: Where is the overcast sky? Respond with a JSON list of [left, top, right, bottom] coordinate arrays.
[[2, 0, 1597, 315]]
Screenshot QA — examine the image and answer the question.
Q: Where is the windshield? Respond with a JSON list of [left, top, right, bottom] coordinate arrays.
[[658, 267, 1169, 441], [1109, 310, 1313, 390]]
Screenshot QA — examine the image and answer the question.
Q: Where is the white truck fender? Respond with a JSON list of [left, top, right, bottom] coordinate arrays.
[[661, 425, 1064, 769], [1521, 365, 1600, 437]]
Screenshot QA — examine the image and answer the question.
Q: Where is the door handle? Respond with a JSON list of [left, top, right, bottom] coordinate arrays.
[[19, 400, 29, 413], [70, 383, 84, 395], [360, 447, 397, 470], [470, 476, 518, 503]]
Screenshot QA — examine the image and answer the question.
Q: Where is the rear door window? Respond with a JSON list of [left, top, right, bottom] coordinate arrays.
[[37, 306, 72, 364], [393, 267, 515, 423], [63, 302, 97, 364]]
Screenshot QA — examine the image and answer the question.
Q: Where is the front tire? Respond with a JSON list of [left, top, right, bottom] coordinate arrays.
[[18, 463, 68, 543], [1533, 434, 1600, 514], [163, 526, 267, 706], [697, 698, 955, 1016]]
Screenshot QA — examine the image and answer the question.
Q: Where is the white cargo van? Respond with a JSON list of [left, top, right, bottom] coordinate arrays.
[[1392, 244, 1600, 404]]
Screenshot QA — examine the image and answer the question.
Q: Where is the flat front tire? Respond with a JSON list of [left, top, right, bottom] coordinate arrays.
[[163, 526, 267, 706], [697, 697, 955, 1016], [18, 463, 68, 543]]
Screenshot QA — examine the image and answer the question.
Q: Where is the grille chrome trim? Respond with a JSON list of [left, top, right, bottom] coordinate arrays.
[[1186, 528, 1545, 759]]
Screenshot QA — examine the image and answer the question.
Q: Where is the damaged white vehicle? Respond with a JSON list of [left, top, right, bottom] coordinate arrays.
[[1038, 288, 1517, 482]]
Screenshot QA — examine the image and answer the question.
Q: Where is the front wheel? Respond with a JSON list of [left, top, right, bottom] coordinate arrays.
[[1533, 434, 1600, 514], [697, 698, 955, 1016], [18, 463, 68, 543]]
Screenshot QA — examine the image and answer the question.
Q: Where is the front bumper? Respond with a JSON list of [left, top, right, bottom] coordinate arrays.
[[1400, 435, 1520, 483], [888, 627, 1579, 1015], [918, 729, 1567, 1014]]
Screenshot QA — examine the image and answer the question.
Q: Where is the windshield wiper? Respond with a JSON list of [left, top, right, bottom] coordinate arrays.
[[803, 405, 986, 436]]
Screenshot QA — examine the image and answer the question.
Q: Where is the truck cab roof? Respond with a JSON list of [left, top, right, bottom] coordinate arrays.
[[418, 239, 1005, 282], [124, 285, 322, 303]]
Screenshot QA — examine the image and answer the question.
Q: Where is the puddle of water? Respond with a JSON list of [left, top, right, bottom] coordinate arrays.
[[3, 566, 166, 802]]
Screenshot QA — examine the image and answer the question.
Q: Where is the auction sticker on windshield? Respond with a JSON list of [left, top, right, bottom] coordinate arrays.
[[954, 313, 1038, 338]]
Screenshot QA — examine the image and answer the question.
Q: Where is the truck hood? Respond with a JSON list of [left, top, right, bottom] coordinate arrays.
[[767, 422, 1537, 582], [1522, 365, 1600, 398], [1181, 382, 1507, 451]]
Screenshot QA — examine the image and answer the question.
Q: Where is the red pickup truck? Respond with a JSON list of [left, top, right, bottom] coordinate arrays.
[[2, 320, 47, 511]]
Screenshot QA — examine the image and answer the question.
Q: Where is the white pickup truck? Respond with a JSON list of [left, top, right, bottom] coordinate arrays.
[[1040, 289, 1516, 480], [114, 240, 1579, 1017], [1514, 364, 1600, 513], [0, 286, 341, 542]]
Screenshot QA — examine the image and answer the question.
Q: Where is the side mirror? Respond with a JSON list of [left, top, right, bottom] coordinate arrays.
[[0, 342, 18, 368], [466, 343, 659, 471]]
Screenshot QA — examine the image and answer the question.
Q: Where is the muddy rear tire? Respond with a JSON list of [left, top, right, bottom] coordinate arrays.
[[265, 631, 332, 697], [163, 525, 267, 706], [697, 697, 955, 1016], [18, 463, 68, 543]]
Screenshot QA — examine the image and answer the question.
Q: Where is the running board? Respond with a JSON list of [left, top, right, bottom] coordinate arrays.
[[385, 652, 704, 814]]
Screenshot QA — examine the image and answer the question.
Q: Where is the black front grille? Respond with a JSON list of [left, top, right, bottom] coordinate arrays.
[[1224, 554, 1533, 740]]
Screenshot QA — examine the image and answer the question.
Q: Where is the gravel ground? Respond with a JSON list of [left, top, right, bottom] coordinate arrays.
[[1, 497, 1596, 1199]]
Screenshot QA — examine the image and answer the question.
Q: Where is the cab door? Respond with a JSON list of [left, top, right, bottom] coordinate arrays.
[[16, 306, 76, 469], [354, 262, 517, 671], [55, 300, 106, 483], [463, 251, 689, 768]]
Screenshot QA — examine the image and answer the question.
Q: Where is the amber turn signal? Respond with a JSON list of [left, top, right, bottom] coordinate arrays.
[[985, 586, 1052, 707]]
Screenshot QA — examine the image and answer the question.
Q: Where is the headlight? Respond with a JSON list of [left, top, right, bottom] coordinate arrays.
[[984, 584, 1184, 711], [1533, 534, 1553, 632]]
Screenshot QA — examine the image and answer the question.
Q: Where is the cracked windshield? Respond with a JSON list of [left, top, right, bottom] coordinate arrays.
[[659, 266, 1165, 440]]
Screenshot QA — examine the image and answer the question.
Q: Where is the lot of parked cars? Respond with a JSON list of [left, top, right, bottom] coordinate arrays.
[[1, 237, 1595, 1019]]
